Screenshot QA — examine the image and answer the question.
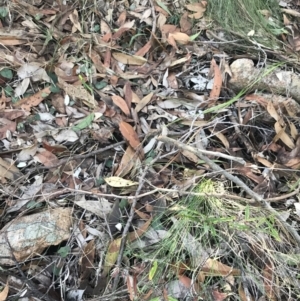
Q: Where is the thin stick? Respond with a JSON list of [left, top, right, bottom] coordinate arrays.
[[111, 152, 161, 292], [26, 130, 186, 172], [149, 0, 157, 35], [157, 135, 300, 246]]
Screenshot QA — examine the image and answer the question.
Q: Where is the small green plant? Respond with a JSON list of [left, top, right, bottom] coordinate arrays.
[[57, 246, 71, 258], [126, 179, 298, 299]]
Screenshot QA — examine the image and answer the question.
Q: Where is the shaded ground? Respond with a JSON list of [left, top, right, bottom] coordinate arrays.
[[1, 0, 300, 301]]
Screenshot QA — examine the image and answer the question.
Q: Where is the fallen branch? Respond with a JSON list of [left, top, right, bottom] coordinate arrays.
[[156, 135, 300, 246]]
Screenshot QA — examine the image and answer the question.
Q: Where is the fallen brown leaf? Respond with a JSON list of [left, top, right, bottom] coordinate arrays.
[[0, 282, 9, 301], [112, 95, 131, 116], [13, 86, 52, 111], [0, 118, 16, 139], [209, 58, 222, 100], [119, 121, 141, 150], [112, 52, 147, 65], [34, 150, 59, 167], [115, 146, 136, 177]]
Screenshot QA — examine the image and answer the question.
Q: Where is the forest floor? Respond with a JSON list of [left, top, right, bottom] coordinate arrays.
[[1, 0, 300, 301]]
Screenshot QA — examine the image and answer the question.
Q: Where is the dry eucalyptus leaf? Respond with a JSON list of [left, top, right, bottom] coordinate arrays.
[[0, 118, 16, 139], [112, 52, 147, 65], [209, 58, 222, 100], [0, 158, 22, 181], [0, 283, 9, 301], [185, 2, 206, 19], [274, 121, 295, 149], [105, 176, 138, 187], [267, 101, 280, 121], [54, 129, 79, 143], [182, 150, 199, 163], [209, 128, 229, 149], [17, 62, 51, 82], [69, 9, 82, 33], [34, 149, 59, 167], [115, 145, 136, 177], [119, 121, 141, 150], [112, 95, 131, 116], [75, 196, 112, 218], [169, 32, 190, 45], [135, 92, 153, 113], [13, 86, 52, 111]]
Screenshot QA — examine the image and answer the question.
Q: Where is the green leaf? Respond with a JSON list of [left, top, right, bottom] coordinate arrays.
[[50, 85, 60, 93], [41, 92, 50, 98], [0, 68, 13, 80], [48, 72, 58, 84], [190, 32, 201, 41], [53, 265, 61, 276], [92, 24, 100, 32], [149, 261, 158, 280], [57, 246, 71, 258], [26, 200, 42, 209], [105, 159, 113, 168], [167, 297, 178, 301], [119, 198, 128, 210], [34, 13, 43, 20], [156, 1, 172, 16], [94, 80, 108, 90], [245, 205, 250, 220], [72, 113, 95, 132], [96, 176, 105, 185], [0, 7, 8, 18]]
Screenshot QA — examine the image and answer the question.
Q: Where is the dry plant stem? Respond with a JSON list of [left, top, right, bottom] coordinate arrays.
[[229, 112, 256, 153], [267, 186, 300, 202], [157, 135, 300, 246], [111, 152, 161, 292], [67, 187, 255, 203], [149, 0, 156, 35], [32, 184, 295, 204], [188, 147, 246, 165], [26, 130, 186, 172]]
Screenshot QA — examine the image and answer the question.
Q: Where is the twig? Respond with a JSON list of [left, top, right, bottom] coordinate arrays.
[[157, 135, 300, 246], [68, 187, 256, 203], [111, 151, 161, 292], [25, 130, 186, 173], [149, 0, 157, 35], [229, 112, 256, 154], [187, 147, 246, 165], [267, 185, 300, 203]]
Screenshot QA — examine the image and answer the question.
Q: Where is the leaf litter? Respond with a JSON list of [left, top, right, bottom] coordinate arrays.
[[1, 0, 300, 301]]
